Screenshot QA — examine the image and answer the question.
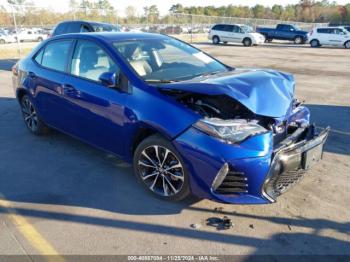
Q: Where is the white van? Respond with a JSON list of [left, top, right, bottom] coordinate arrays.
[[208, 24, 265, 47], [309, 27, 350, 48]]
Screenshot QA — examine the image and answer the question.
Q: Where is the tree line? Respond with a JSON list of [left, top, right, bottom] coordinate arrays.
[[1, 0, 350, 27]]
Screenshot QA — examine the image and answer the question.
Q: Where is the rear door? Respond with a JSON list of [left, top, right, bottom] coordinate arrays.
[[31, 39, 74, 129]]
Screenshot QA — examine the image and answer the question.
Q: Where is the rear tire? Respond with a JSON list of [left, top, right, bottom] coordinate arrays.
[[20, 95, 49, 135], [133, 134, 191, 201], [212, 36, 220, 45], [243, 37, 252, 47], [310, 39, 320, 48]]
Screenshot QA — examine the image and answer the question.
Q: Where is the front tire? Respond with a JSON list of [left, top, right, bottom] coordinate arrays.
[[243, 37, 252, 47], [20, 95, 49, 135], [133, 135, 191, 201], [294, 36, 303, 44]]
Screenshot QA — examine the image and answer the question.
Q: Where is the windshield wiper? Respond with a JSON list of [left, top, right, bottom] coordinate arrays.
[[191, 70, 225, 79], [145, 79, 178, 84]]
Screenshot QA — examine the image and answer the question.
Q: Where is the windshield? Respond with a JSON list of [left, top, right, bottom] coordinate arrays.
[[241, 25, 253, 33], [112, 38, 228, 82], [92, 24, 120, 32]]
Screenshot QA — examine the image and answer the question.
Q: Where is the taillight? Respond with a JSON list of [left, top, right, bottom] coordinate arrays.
[[12, 63, 18, 76]]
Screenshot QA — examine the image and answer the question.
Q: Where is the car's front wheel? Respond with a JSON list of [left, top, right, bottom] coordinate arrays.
[[20, 95, 49, 135], [133, 135, 190, 201], [243, 37, 252, 47], [294, 36, 303, 44]]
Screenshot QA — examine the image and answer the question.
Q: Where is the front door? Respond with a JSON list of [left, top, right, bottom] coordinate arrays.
[[61, 39, 129, 156]]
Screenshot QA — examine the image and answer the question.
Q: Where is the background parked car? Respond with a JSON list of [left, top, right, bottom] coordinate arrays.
[[309, 27, 350, 48], [15, 29, 47, 42], [51, 20, 120, 37], [0, 31, 16, 44], [208, 23, 265, 46], [257, 23, 308, 44]]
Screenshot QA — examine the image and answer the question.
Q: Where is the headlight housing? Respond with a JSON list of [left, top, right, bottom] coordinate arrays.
[[193, 118, 268, 144]]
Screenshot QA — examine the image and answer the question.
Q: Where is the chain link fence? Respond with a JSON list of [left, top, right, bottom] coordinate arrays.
[[0, 4, 329, 59]]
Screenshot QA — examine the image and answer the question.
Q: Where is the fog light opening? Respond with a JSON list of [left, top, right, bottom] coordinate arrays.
[[212, 163, 229, 191]]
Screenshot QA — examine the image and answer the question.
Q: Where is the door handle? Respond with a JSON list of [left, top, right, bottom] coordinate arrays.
[[61, 84, 80, 98], [28, 71, 36, 79]]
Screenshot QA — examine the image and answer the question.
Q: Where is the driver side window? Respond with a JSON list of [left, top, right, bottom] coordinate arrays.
[[70, 40, 118, 82]]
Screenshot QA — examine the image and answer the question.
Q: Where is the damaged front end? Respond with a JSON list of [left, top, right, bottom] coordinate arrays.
[[160, 69, 329, 204]]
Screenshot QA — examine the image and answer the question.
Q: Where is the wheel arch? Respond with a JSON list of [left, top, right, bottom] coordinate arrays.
[[16, 88, 28, 103]]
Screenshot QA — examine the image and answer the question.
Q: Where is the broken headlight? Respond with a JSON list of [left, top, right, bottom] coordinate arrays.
[[193, 118, 268, 144]]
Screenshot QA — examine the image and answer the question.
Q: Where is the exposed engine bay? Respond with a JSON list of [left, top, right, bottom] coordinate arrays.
[[161, 90, 275, 130]]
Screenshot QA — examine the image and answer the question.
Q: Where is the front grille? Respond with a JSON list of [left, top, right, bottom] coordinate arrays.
[[214, 169, 248, 194], [264, 169, 306, 199]]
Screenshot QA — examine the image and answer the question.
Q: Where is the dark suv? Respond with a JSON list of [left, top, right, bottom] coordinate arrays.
[[52, 21, 120, 37]]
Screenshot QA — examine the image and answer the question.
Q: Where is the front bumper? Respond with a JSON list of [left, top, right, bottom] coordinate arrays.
[[262, 125, 329, 202], [173, 120, 329, 204]]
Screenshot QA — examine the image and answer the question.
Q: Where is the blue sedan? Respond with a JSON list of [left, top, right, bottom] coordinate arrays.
[[12, 32, 329, 204]]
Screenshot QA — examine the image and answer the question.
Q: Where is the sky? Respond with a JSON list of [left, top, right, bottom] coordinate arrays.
[[1, 0, 350, 15]]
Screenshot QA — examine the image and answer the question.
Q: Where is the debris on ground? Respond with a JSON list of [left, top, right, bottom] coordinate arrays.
[[190, 223, 202, 229], [249, 224, 254, 229], [206, 216, 233, 230], [213, 207, 224, 213]]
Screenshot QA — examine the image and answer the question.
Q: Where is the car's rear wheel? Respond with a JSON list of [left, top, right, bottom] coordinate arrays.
[[243, 37, 252, 47], [294, 36, 303, 44], [133, 135, 190, 201], [212, 36, 220, 45], [345, 41, 350, 49], [20, 95, 49, 135], [310, 39, 320, 48]]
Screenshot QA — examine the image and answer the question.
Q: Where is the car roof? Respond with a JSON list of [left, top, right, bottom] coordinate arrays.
[[58, 20, 117, 26], [52, 32, 169, 42]]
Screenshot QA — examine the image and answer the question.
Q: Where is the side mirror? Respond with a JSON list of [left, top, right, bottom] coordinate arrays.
[[99, 72, 118, 88]]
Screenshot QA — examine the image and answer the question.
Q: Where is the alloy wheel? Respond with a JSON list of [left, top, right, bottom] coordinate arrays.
[[345, 41, 350, 49], [137, 145, 185, 197], [295, 36, 302, 44], [21, 97, 38, 132]]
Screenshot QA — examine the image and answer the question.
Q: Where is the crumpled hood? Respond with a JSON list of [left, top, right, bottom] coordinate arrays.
[[160, 68, 295, 118]]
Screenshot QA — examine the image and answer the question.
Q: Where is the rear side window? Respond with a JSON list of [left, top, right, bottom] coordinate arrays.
[[317, 28, 328, 34], [212, 25, 224, 31], [41, 40, 72, 72], [53, 23, 67, 35], [34, 48, 44, 64], [223, 25, 234, 32]]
